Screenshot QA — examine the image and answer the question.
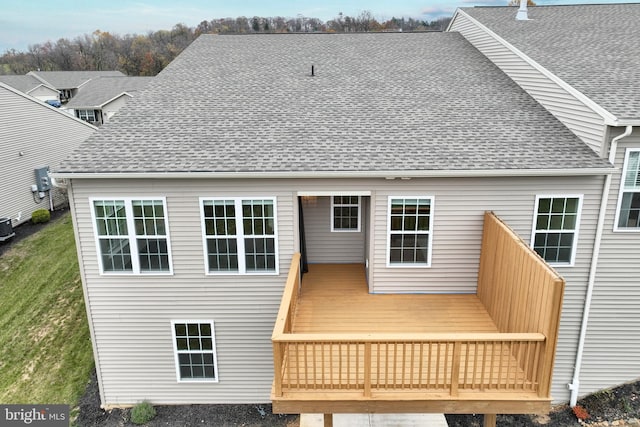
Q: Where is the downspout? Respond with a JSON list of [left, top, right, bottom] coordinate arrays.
[[568, 125, 633, 407]]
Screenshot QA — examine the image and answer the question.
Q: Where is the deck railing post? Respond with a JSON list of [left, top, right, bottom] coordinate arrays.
[[451, 341, 461, 397], [273, 341, 284, 397], [364, 342, 372, 397], [536, 340, 549, 398]]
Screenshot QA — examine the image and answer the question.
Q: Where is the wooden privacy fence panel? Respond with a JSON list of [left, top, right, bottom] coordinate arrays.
[[477, 212, 565, 397]]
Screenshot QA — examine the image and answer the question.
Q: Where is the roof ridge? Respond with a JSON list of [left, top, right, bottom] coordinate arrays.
[[471, 2, 640, 8]]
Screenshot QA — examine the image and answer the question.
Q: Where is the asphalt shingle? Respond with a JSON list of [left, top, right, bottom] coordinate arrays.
[[65, 76, 154, 109], [28, 70, 125, 89], [462, 4, 640, 121], [0, 75, 55, 94], [56, 32, 610, 175]]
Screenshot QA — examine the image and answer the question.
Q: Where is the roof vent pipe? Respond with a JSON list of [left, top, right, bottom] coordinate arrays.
[[311, 65, 315, 77], [516, 0, 529, 20]]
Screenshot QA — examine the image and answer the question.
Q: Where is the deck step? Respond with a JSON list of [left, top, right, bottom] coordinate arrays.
[[300, 413, 448, 427]]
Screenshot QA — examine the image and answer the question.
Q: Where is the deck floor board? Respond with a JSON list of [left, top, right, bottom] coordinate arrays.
[[292, 264, 499, 334]]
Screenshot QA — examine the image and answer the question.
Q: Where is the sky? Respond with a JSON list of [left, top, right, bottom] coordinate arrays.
[[0, 0, 635, 52]]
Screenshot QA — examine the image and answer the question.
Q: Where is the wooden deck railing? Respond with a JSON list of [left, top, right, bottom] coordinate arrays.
[[272, 252, 302, 396], [273, 333, 545, 396], [272, 212, 565, 401]]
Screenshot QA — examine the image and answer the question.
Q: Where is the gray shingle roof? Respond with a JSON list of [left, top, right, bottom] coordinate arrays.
[[0, 75, 55, 94], [462, 4, 640, 121], [27, 70, 125, 89], [56, 33, 610, 175], [65, 76, 154, 109]]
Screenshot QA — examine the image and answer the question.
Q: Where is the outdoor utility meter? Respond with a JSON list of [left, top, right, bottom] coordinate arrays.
[[34, 166, 51, 192]]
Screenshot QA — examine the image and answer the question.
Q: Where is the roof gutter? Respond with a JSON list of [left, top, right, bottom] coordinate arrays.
[[612, 118, 640, 127], [51, 167, 614, 180], [568, 125, 633, 407]]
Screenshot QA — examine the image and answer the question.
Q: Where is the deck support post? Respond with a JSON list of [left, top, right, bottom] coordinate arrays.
[[484, 413, 497, 427], [323, 413, 333, 427]]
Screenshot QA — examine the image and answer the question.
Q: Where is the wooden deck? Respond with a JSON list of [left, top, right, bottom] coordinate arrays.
[[271, 213, 565, 417], [293, 264, 498, 334], [276, 263, 545, 413]]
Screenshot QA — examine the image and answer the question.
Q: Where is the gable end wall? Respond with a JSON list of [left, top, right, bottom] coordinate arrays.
[[0, 87, 94, 226], [449, 12, 607, 154]]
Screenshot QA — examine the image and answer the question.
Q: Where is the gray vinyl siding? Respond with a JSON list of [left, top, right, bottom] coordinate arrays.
[[71, 175, 604, 405], [0, 85, 94, 226], [581, 127, 640, 397], [70, 179, 296, 405], [449, 12, 607, 154], [369, 176, 604, 403], [102, 95, 129, 123], [302, 196, 365, 263], [28, 85, 59, 101]]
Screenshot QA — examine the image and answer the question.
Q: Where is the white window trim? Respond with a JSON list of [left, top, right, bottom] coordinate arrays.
[[530, 194, 583, 267], [77, 109, 96, 121], [171, 320, 219, 383], [386, 196, 434, 268], [614, 148, 640, 232], [297, 190, 371, 196], [90, 197, 173, 275], [199, 197, 279, 276], [331, 196, 361, 232]]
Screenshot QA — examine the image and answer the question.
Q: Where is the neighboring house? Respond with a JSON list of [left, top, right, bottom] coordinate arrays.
[[52, 6, 638, 424], [448, 3, 640, 406], [27, 70, 125, 103], [65, 76, 153, 125], [0, 82, 95, 231], [0, 75, 59, 103]]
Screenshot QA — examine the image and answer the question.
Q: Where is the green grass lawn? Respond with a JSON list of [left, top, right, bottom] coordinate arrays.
[[0, 213, 93, 409]]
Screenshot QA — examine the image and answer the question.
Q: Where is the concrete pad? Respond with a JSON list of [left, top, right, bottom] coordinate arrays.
[[300, 413, 448, 427]]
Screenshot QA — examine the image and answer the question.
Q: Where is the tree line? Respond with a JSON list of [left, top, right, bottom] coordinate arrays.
[[0, 12, 451, 76]]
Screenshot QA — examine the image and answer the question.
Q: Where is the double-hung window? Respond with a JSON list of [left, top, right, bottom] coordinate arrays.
[[171, 321, 218, 382], [201, 198, 278, 274], [77, 109, 96, 122], [387, 197, 433, 267], [331, 196, 361, 232], [615, 149, 640, 230], [92, 198, 172, 274], [531, 195, 582, 266]]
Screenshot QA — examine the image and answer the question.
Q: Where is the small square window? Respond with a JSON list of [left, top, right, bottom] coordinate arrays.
[[331, 196, 361, 232], [172, 321, 218, 382]]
